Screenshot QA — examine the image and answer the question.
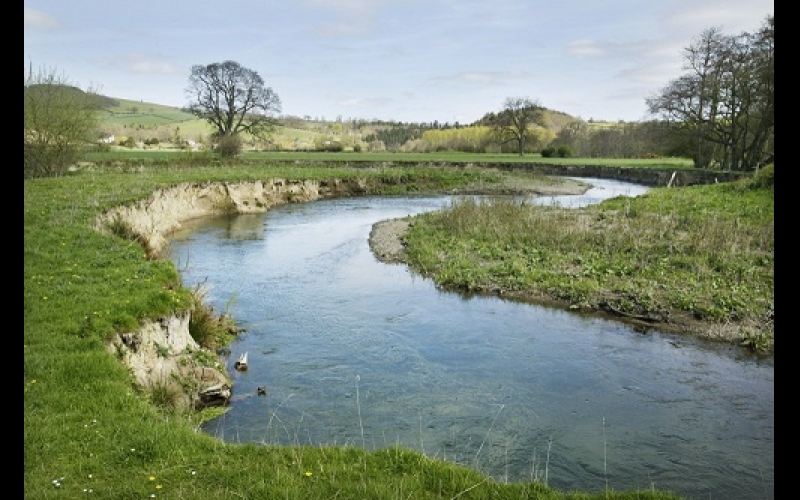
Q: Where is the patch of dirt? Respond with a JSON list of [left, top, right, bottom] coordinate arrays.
[[369, 218, 413, 264]]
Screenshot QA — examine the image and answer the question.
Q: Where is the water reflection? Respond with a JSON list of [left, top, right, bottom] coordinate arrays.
[[168, 178, 773, 499]]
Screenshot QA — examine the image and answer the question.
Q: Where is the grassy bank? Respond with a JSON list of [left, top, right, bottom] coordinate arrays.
[[403, 166, 774, 353], [79, 149, 696, 170], [26, 161, 712, 499]]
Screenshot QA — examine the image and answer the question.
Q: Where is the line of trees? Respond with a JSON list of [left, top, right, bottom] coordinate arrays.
[[646, 15, 774, 171]]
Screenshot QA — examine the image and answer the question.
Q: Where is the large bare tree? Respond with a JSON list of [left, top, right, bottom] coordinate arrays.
[[186, 61, 281, 142], [490, 97, 544, 156]]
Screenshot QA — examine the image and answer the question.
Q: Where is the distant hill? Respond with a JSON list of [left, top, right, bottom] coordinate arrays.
[[93, 94, 622, 151], [98, 97, 198, 127]]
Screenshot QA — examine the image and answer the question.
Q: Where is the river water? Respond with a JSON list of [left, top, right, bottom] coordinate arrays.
[[167, 178, 774, 499]]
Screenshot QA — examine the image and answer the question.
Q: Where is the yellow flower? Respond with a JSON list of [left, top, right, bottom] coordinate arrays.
[[149, 476, 156, 482], [304, 471, 313, 477]]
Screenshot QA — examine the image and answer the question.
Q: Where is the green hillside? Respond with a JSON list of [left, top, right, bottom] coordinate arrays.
[[94, 95, 622, 153], [96, 96, 332, 149], [98, 97, 196, 125]]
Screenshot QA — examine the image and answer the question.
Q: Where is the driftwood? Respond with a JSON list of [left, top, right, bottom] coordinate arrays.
[[667, 171, 677, 188]]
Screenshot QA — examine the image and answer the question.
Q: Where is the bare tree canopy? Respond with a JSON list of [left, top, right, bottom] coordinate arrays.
[[489, 97, 545, 156], [186, 60, 282, 140], [24, 65, 101, 178], [646, 15, 773, 171]]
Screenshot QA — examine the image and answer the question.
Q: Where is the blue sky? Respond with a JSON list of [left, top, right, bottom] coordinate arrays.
[[24, 0, 773, 124]]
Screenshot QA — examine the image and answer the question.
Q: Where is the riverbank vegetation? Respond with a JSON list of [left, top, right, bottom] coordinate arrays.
[[402, 165, 774, 353], [78, 149, 696, 169], [26, 163, 691, 499]]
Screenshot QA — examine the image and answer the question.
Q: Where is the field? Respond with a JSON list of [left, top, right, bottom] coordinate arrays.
[[94, 96, 633, 155]]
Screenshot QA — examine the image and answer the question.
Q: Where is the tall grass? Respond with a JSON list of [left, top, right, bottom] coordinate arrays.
[[404, 171, 774, 352]]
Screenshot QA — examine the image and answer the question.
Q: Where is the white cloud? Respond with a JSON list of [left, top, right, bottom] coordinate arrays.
[[24, 7, 58, 29], [567, 40, 609, 58]]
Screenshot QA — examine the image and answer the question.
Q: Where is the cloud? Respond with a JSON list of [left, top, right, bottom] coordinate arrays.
[[430, 71, 528, 87], [24, 7, 59, 29], [567, 40, 609, 58], [663, 0, 773, 34], [100, 53, 184, 76], [301, 0, 392, 37]]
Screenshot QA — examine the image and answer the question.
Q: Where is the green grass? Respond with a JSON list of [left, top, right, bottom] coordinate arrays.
[[26, 161, 701, 499], [95, 97, 333, 147], [80, 148, 695, 169], [403, 168, 774, 352], [98, 97, 207, 131]]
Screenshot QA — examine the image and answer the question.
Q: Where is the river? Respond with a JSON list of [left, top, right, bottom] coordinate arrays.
[[167, 178, 774, 499]]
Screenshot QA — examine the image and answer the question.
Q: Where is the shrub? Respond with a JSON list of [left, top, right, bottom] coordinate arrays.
[[24, 66, 100, 178], [215, 134, 243, 157], [557, 145, 572, 158], [751, 163, 774, 189], [541, 146, 556, 158]]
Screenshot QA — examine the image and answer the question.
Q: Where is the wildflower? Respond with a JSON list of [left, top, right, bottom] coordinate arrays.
[[304, 471, 313, 477], [149, 476, 156, 482]]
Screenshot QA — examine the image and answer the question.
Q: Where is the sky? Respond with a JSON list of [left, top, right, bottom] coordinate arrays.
[[24, 0, 773, 125]]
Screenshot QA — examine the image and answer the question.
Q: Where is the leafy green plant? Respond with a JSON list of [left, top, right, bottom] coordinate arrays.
[[740, 331, 773, 353], [154, 342, 170, 358], [187, 284, 240, 351]]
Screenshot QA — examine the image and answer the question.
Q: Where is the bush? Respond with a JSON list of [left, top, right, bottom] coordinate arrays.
[[215, 134, 243, 157], [751, 163, 774, 189], [557, 146, 572, 158], [541, 147, 556, 158], [315, 138, 344, 152], [24, 66, 100, 178]]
